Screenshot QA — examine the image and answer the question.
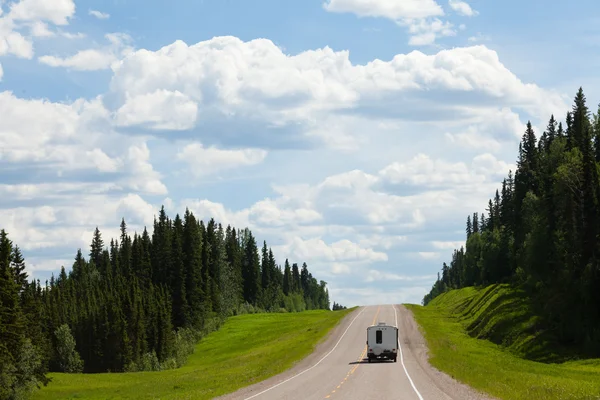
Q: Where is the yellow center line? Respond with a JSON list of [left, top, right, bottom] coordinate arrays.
[[324, 306, 381, 398]]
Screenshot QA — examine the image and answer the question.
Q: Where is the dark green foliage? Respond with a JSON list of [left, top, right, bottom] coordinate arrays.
[[0, 230, 50, 399], [0, 208, 332, 388], [424, 87, 600, 357]]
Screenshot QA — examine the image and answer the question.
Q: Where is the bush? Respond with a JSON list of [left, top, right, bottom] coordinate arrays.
[[140, 351, 161, 372], [173, 328, 199, 368], [161, 358, 177, 371]]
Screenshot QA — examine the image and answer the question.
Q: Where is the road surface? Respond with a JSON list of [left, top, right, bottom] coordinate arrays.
[[217, 305, 494, 400]]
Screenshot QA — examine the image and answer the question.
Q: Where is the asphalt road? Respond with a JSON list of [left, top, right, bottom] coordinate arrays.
[[218, 305, 494, 400]]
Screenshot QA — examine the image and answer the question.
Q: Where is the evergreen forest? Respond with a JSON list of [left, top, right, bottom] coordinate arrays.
[[0, 207, 332, 398], [423, 87, 600, 357]]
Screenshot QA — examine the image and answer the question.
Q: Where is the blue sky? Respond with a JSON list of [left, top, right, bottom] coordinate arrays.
[[1, 0, 599, 306]]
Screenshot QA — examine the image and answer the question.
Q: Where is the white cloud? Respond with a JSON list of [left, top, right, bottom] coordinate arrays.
[[177, 142, 268, 176], [60, 31, 85, 39], [115, 89, 198, 130], [0, 194, 159, 252], [329, 286, 431, 307], [331, 263, 351, 274], [0, 0, 79, 74], [274, 237, 388, 264], [366, 270, 437, 282], [403, 18, 456, 46], [0, 19, 34, 58], [29, 21, 53, 37], [0, 90, 168, 205], [323, 0, 462, 45], [445, 131, 502, 152], [123, 143, 168, 195], [448, 0, 478, 17], [88, 9, 109, 20], [39, 33, 134, 70], [249, 199, 322, 227], [8, 0, 75, 25], [379, 153, 486, 188], [323, 0, 444, 20], [468, 32, 491, 42], [86, 148, 122, 173], [432, 240, 465, 250], [103, 37, 566, 145], [418, 251, 440, 260]]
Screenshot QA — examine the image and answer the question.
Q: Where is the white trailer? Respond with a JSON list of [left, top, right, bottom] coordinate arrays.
[[366, 322, 398, 362]]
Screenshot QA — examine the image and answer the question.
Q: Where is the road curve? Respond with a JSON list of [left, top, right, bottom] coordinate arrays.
[[217, 305, 495, 400]]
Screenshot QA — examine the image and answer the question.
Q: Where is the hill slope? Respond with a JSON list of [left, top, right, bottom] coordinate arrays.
[[408, 285, 600, 400], [428, 284, 568, 362], [33, 308, 353, 400]]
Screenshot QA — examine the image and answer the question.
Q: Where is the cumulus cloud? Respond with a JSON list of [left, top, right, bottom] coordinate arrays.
[[403, 18, 456, 46], [274, 237, 389, 264], [0, 193, 159, 252], [39, 32, 134, 70], [323, 0, 444, 20], [88, 9, 109, 20], [323, 0, 463, 45], [122, 143, 168, 195], [8, 0, 75, 25], [468, 32, 491, 42], [29, 21, 53, 37], [248, 199, 322, 227], [0, 18, 34, 58], [177, 142, 268, 176], [115, 90, 198, 130], [448, 0, 478, 16], [0, 90, 168, 203], [102, 36, 566, 151], [0, 0, 76, 61], [366, 270, 436, 282], [331, 263, 351, 274]]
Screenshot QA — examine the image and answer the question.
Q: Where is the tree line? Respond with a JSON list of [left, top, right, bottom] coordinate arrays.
[[423, 87, 600, 356], [0, 207, 333, 398]]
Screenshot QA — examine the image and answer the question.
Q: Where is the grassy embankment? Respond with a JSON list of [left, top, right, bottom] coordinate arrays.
[[407, 284, 600, 400], [33, 308, 355, 400]]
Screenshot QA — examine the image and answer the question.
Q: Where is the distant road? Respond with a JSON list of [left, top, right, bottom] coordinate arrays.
[[218, 305, 494, 400]]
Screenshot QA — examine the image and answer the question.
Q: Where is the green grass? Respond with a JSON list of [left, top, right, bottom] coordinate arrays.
[[33, 308, 354, 400], [407, 285, 600, 400]]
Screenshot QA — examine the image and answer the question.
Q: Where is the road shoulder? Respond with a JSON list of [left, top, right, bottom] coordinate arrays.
[[396, 304, 497, 400]]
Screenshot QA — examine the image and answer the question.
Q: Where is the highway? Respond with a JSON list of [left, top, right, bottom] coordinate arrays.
[[218, 305, 493, 400]]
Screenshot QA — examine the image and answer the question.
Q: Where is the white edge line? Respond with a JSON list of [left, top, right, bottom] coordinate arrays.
[[395, 305, 425, 400], [242, 306, 368, 400]]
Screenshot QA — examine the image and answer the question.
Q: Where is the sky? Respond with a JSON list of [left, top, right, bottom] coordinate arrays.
[[1, 0, 600, 307]]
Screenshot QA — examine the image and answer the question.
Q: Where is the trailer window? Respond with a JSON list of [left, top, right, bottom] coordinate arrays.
[[376, 330, 382, 344]]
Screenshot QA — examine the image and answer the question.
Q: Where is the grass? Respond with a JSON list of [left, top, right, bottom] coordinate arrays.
[[33, 308, 354, 400], [407, 284, 600, 400]]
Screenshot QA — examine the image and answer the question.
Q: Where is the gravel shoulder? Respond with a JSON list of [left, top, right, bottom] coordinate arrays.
[[395, 304, 497, 400]]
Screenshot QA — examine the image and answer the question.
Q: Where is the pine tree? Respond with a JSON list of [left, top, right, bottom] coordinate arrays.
[[89, 227, 104, 271], [182, 209, 204, 328], [283, 259, 292, 295], [171, 214, 188, 328], [242, 232, 261, 305], [466, 215, 472, 238]]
